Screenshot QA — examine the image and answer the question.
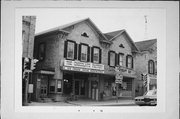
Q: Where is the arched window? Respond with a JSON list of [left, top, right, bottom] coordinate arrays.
[[148, 60, 155, 74]]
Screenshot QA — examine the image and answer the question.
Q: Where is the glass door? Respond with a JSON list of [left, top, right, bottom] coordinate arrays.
[[74, 80, 86, 97], [40, 79, 48, 98]]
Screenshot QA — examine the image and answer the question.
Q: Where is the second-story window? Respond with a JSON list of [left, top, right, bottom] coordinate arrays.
[[93, 48, 99, 63], [119, 53, 124, 66], [81, 45, 88, 61], [64, 40, 77, 60], [148, 60, 155, 74], [38, 42, 46, 61], [126, 55, 133, 69], [91, 46, 101, 64], [67, 42, 75, 59], [108, 51, 116, 67]]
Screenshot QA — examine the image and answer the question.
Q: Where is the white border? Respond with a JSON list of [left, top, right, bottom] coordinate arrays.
[[1, 1, 179, 119]]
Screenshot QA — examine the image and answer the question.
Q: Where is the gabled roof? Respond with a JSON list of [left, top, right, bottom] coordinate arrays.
[[135, 39, 157, 52], [104, 29, 139, 52], [35, 18, 111, 44], [104, 30, 125, 41]]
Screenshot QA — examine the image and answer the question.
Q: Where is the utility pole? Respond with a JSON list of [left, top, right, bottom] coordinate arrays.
[[144, 15, 148, 40]]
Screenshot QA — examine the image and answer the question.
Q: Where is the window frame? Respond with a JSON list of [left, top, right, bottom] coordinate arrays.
[[57, 80, 62, 93], [126, 55, 133, 69], [64, 40, 77, 60], [148, 60, 155, 74], [91, 46, 101, 64], [38, 42, 46, 61], [108, 51, 116, 67], [78, 43, 90, 62], [118, 53, 124, 66], [67, 41, 75, 60], [49, 80, 56, 93]]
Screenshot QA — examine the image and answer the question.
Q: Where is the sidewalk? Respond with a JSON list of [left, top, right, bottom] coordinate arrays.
[[28, 98, 135, 106]]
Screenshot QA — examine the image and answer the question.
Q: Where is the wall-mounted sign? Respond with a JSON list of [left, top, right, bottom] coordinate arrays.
[[28, 84, 33, 93], [115, 73, 123, 80], [64, 60, 104, 70], [62, 66, 104, 74]]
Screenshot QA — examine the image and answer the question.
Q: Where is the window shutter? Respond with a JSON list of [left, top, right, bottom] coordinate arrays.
[[87, 46, 90, 62], [132, 57, 134, 69], [148, 60, 150, 74], [74, 43, 77, 60], [117, 53, 120, 66], [64, 40, 68, 58], [115, 53, 118, 66], [91, 47, 94, 63], [99, 48, 102, 63], [78, 43, 81, 60], [126, 55, 128, 67], [108, 51, 110, 66], [153, 61, 155, 74]]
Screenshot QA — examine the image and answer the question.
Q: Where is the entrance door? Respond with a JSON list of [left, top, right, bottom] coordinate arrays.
[[74, 80, 86, 97], [40, 79, 48, 98]]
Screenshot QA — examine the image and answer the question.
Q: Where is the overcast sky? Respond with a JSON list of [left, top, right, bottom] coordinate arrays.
[[31, 8, 166, 42]]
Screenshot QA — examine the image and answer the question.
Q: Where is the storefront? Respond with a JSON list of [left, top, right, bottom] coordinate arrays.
[[148, 74, 157, 90]]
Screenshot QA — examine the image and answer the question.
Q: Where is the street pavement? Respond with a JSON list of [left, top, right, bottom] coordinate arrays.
[[28, 98, 136, 106]]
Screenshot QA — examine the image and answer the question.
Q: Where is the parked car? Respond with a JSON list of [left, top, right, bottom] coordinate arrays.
[[134, 89, 157, 106]]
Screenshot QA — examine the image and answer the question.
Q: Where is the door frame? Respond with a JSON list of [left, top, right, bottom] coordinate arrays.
[[74, 79, 86, 97]]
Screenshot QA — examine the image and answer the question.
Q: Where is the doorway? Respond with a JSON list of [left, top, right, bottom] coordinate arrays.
[[40, 79, 48, 98], [74, 79, 86, 97]]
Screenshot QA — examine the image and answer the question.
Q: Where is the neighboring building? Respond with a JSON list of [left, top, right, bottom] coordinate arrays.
[[134, 39, 157, 96], [32, 18, 139, 102], [22, 16, 36, 105], [22, 16, 36, 58]]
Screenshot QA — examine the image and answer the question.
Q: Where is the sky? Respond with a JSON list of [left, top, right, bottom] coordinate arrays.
[[32, 8, 166, 42]]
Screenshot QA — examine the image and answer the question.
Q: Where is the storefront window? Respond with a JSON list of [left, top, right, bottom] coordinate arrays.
[[67, 42, 75, 59], [57, 80, 62, 93], [93, 48, 99, 63], [49, 80, 55, 93], [81, 45, 88, 61]]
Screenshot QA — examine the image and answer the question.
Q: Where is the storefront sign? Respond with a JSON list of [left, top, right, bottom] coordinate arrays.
[[62, 66, 105, 74], [115, 79, 123, 84], [115, 73, 123, 80], [64, 60, 104, 70]]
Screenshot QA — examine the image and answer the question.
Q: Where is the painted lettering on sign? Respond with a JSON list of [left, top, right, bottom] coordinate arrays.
[[64, 60, 104, 70], [63, 66, 104, 74]]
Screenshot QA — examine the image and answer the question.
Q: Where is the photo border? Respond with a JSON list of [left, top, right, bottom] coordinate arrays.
[[1, 1, 179, 119]]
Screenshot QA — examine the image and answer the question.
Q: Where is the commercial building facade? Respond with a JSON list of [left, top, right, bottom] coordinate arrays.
[[134, 39, 157, 96], [32, 18, 139, 102]]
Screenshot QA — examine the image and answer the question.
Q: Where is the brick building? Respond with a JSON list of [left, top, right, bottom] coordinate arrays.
[[22, 16, 36, 105], [32, 18, 139, 102], [134, 39, 157, 96]]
